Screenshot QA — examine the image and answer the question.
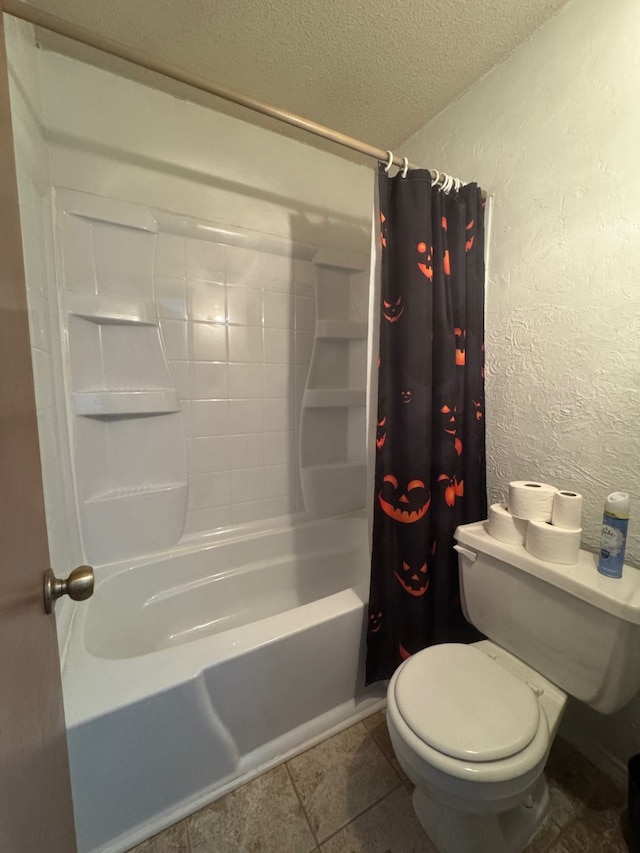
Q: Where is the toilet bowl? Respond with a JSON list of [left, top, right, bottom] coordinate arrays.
[[384, 519, 640, 853], [386, 640, 566, 853]]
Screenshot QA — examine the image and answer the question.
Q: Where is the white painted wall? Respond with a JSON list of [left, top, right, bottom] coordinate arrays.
[[400, 0, 640, 780]]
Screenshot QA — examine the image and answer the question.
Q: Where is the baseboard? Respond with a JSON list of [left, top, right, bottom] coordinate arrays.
[[560, 728, 628, 787]]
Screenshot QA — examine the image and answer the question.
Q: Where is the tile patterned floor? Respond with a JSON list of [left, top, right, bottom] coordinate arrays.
[[129, 711, 630, 853]]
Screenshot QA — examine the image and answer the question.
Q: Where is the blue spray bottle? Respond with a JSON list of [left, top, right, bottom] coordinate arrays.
[[597, 492, 630, 578]]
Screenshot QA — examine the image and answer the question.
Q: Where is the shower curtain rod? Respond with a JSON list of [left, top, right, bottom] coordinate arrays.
[[2, 0, 484, 196]]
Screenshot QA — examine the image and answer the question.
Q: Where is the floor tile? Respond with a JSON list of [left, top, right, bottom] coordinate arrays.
[[320, 786, 436, 853], [548, 817, 627, 853], [287, 722, 401, 842], [187, 764, 316, 853], [127, 727, 630, 853], [362, 710, 410, 783], [126, 820, 190, 853], [545, 739, 601, 827], [524, 814, 562, 853], [578, 775, 628, 848]]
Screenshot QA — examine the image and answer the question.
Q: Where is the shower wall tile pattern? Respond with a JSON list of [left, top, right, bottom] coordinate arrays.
[[155, 233, 316, 533]]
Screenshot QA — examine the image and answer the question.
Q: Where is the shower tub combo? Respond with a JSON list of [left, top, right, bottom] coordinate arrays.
[[45, 192, 379, 851], [63, 515, 383, 853]]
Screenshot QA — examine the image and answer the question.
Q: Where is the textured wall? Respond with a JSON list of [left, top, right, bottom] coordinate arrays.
[[400, 0, 640, 779], [402, 0, 640, 567], [28, 0, 568, 148]]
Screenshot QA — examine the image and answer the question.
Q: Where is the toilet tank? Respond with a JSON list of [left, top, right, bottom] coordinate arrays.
[[455, 521, 640, 713]]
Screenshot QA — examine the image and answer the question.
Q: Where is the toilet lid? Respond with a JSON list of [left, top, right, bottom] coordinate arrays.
[[394, 644, 541, 762]]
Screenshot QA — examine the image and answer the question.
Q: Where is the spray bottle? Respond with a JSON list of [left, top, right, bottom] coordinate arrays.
[[597, 492, 630, 578]]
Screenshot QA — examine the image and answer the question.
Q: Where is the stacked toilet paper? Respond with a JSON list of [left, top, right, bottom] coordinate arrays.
[[487, 481, 583, 565]]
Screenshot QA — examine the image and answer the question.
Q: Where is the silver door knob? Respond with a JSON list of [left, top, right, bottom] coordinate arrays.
[[44, 566, 94, 614]]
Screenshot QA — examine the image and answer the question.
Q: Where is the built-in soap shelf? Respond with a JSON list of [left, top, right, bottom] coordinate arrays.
[[74, 389, 180, 417], [298, 248, 369, 518], [82, 482, 188, 565], [316, 320, 367, 340], [66, 293, 158, 326], [303, 389, 366, 408], [85, 482, 187, 504], [58, 189, 188, 565], [300, 464, 368, 517], [312, 247, 368, 272]]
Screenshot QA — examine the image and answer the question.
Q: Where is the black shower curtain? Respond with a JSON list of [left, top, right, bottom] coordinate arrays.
[[366, 165, 487, 684]]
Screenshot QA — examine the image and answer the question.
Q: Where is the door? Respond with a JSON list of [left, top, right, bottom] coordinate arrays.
[[0, 12, 77, 853]]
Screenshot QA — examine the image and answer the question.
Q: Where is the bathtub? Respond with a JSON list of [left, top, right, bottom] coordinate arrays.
[[62, 515, 385, 853]]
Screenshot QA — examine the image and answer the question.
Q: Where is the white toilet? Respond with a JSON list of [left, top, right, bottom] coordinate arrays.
[[386, 519, 640, 853]]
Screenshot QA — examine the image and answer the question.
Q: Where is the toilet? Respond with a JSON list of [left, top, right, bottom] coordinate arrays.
[[386, 519, 640, 853]]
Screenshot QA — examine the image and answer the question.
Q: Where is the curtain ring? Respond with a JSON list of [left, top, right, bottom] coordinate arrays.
[[454, 177, 462, 192], [440, 173, 449, 193], [443, 174, 453, 193], [401, 157, 409, 178], [383, 151, 394, 173], [430, 169, 440, 188]]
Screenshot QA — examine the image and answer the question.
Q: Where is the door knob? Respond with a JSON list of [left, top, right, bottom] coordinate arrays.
[[43, 565, 94, 614]]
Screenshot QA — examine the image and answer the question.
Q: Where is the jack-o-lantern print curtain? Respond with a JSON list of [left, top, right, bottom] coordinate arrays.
[[366, 165, 487, 684]]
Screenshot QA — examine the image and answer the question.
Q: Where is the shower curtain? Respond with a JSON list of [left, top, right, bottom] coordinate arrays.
[[366, 164, 487, 684]]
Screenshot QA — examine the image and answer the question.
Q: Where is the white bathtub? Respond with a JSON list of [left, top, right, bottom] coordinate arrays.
[[62, 515, 385, 853]]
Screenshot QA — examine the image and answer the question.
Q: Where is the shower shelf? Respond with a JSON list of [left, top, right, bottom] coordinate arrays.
[[313, 247, 369, 272], [85, 482, 187, 504], [298, 247, 369, 518], [66, 293, 158, 326], [300, 464, 367, 516], [303, 389, 366, 408], [74, 389, 180, 416], [300, 461, 366, 474], [58, 190, 188, 566], [315, 320, 367, 340], [82, 482, 188, 565]]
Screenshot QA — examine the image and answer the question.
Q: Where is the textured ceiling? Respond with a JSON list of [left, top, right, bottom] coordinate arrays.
[[26, 0, 569, 154]]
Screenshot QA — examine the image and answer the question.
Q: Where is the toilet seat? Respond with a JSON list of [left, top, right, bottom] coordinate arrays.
[[394, 643, 540, 762], [388, 643, 552, 785]]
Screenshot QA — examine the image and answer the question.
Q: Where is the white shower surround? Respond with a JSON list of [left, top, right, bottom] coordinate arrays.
[[7, 20, 379, 853], [56, 188, 326, 561], [37, 40, 374, 563], [399, 0, 640, 781], [51, 187, 374, 852], [6, 18, 84, 645], [7, 19, 373, 636], [51, 186, 371, 566]]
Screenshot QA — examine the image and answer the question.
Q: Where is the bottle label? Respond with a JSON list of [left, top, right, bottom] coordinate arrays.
[[600, 522, 625, 557], [598, 513, 628, 577]]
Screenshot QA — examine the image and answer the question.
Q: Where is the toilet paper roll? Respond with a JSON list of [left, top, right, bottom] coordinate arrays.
[[525, 520, 582, 565], [552, 490, 583, 530], [508, 481, 557, 522], [487, 503, 529, 545]]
